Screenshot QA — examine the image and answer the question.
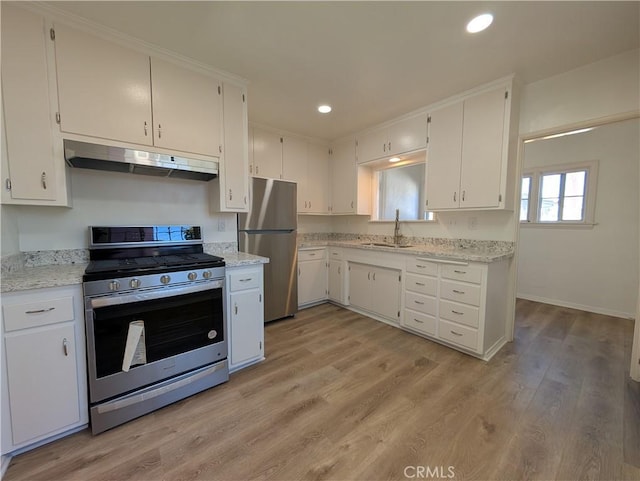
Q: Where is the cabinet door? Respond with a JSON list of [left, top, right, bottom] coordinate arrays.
[[425, 101, 463, 210], [307, 143, 330, 214], [151, 57, 221, 157], [371, 267, 401, 322], [252, 128, 282, 179], [5, 323, 80, 445], [230, 290, 263, 366], [298, 260, 327, 306], [1, 6, 57, 201], [282, 136, 308, 212], [221, 83, 249, 211], [330, 139, 357, 213], [387, 115, 427, 156], [328, 260, 344, 304], [459, 87, 507, 208], [54, 24, 152, 145], [348, 263, 370, 310], [356, 127, 387, 163]]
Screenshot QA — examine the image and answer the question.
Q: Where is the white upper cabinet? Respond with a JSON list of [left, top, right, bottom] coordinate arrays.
[[306, 143, 330, 214], [1, 5, 67, 205], [282, 135, 308, 211], [53, 24, 223, 158], [150, 57, 221, 157], [212, 82, 249, 212], [282, 137, 330, 214], [53, 23, 153, 146], [252, 127, 282, 179], [356, 114, 427, 163], [330, 138, 358, 214], [426, 84, 512, 211]]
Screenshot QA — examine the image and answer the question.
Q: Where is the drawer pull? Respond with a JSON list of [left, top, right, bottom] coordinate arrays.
[[452, 289, 465, 294], [454, 270, 467, 274], [309, 253, 317, 256], [239, 278, 253, 282], [450, 330, 463, 337], [416, 265, 426, 269], [25, 307, 55, 314], [414, 300, 425, 305], [413, 318, 424, 324], [62, 338, 69, 356], [234, 304, 238, 315], [451, 310, 464, 315], [415, 282, 426, 286]]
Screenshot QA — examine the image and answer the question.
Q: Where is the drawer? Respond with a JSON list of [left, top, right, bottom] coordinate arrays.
[[405, 292, 436, 316], [405, 273, 437, 296], [229, 271, 261, 292], [440, 280, 481, 306], [439, 319, 479, 351], [328, 248, 343, 260], [439, 299, 479, 328], [406, 258, 438, 276], [404, 310, 436, 336], [298, 248, 326, 262], [3, 296, 74, 332], [441, 264, 482, 284]]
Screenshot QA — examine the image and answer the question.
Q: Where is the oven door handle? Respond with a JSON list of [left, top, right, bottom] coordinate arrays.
[[89, 281, 223, 309]]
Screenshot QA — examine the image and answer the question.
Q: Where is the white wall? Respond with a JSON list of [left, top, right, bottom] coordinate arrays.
[[13, 168, 236, 251], [517, 118, 639, 318], [0, 205, 20, 256], [519, 49, 639, 135]]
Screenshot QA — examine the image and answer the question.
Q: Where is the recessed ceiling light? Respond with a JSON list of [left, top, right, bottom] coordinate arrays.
[[466, 13, 493, 33], [389, 157, 401, 163], [318, 105, 332, 114]]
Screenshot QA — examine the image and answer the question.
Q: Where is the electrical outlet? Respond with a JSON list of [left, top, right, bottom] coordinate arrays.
[[218, 219, 226, 231]]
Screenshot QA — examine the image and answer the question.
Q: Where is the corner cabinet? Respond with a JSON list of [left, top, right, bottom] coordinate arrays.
[[356, 114, 427, 164], [1, 5, 70, 206], [329, 138, 372, 215], [226, 265, 265, 372], [348, 262, 402, 324], [1, 285, 88, 454], [211, 82, 250, 212], [426, 83, 515, 211]]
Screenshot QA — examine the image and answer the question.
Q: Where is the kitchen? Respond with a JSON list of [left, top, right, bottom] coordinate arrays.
[[1, 2, 639, 480]]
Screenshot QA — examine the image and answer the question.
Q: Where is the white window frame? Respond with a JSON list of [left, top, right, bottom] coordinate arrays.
[[521, 160, 598, 227], [520, 175, 533, 222]]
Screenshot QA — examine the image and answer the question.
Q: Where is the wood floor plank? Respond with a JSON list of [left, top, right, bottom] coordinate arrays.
[[4, 301, 636, 481]]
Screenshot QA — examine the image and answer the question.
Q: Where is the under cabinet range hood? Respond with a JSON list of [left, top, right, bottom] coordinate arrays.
[[63, 140, 218, 181]]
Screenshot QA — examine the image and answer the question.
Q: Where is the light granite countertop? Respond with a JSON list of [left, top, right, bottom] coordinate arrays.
[[1, 253, 269, 293], [298, 239, 513, 263]]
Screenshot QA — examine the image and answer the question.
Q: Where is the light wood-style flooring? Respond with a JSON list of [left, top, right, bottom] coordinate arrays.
[[5, 300, 640, 481]]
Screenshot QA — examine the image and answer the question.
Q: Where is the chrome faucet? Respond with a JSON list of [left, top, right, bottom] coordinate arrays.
[[393, 209, 401, 245]]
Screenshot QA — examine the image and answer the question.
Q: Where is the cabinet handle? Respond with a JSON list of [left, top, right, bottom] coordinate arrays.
[[453, 289, 465, 294], [415, 282, 426, 286], [256, 165, 259, 175], [451, 310, 464, 315], [388, 141, 391, 151], [462, 190, 466, 202], [41, 172, 47, 190], [25, 307, 55, 314], [144, 121, 148, 136], [454, 270, 467, 274], [453, 192, 457, 202], [413, 318, 424, 324], [383, 143, 386, 152], [244, 196, 247, 205], [158, 124, 162, 138], [338, 266, 341, 274], [234, 304, 238, 315], [373, 272, 376, 281], [62, 338, 69, 356], [229, 188, 233, 201], [351, 201, 354, 209], [309, 253, 316, 256], [298, 267, 301, 276], [414, 300, 425, 305], [450, 330, 463, 337], [239, 278, 253, 282], [368, 272, 370, 280]]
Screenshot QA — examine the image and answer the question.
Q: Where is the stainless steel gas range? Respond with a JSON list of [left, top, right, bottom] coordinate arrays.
[[82, 225, 228, 434]]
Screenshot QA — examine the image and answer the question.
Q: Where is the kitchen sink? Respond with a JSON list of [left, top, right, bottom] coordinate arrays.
[[361, 242, 413, 248]]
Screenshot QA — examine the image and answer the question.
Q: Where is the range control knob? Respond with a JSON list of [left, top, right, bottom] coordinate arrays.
[[160, 275, 171, 285], [202, 270, 212, 279], [188, 272, 197, 281], [108, 280, 120, 291], [129, 278, 141, 289]]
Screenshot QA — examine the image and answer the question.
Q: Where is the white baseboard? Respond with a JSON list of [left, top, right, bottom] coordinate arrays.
[[1, 454, 12, 479], [516, 293, 634, 320]]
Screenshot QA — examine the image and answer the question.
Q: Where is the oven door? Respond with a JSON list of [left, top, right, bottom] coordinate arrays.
[[85, 280, 226, 404]]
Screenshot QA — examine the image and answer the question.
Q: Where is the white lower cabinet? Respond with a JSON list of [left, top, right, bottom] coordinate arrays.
[[348, 262, 401, 324], [227, 265, 265, 372], [328, 248, 347, 305], [1, 286, 88, 454], [298, 248, 328, 307]]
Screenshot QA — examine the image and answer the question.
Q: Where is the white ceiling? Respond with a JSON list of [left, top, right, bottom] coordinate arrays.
[[42, 1, 639, 141]]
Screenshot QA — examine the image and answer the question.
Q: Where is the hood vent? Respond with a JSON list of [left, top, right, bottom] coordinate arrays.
[[63, 140, 218, 181]]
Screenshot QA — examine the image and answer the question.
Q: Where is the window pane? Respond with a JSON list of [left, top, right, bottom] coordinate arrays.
[[520, 200, 529, 221], [521, 177, 530, 200], [540, 198, 559, 221], [562, 196, 584, 221], [565, 171, 586, 196], [541, 174, 561, 198], [378, 163, 425, 220]]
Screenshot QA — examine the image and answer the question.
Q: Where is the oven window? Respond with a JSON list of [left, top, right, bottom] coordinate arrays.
[[92, 289, 223, 378]]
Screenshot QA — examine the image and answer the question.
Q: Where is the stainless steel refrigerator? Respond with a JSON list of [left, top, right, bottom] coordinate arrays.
[[238, 177, 298, 322]]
